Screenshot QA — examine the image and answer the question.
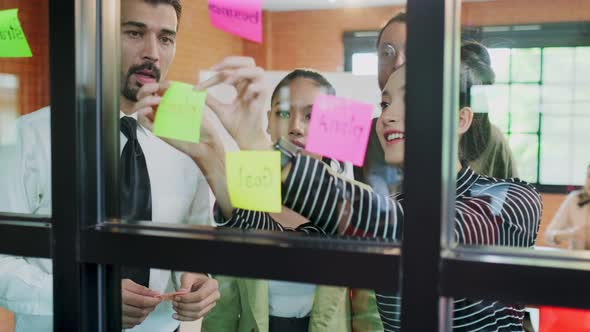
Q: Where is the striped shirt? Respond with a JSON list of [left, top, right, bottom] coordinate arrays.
[[215, 155, 542, 332]]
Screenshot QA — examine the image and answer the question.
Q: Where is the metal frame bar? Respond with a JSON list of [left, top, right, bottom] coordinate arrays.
[[400, 0, 459, 329], [49, 0, 82, 330], [0, 222, 51, 258], [441, 250, 590, 309], [81, 224, 401, 291]]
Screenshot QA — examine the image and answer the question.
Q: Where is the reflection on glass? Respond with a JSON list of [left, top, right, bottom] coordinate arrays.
[[511, 48, 541, 83], [543, 47, 574, 83], [202, 275, 383, 332], [0, 2, 50, 216], [352, 53, 378, 76], [509, 134, 539, 183], [510, 84, 540, 114], [1, 4, 52, 331], [488, 48, 510, 83], [544, 164, 590, 250]]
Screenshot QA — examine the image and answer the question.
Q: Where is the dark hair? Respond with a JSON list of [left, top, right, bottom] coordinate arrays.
[[270, 69, 336, 104], [144, 0, 182, 22], [458, 41, 496, 163], [270, 69, 344, 172], [376, 12, 406, 48]]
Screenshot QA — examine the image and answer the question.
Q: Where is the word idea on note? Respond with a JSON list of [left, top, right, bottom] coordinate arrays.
[[305, 94, 373, 167], [208, 0, 262, 43], [153, 81, 206, 143], [226, 151, 281, 213], [0, 9, 32, 58]]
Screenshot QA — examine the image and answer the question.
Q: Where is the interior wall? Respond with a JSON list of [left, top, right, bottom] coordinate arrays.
[[0, 0, 49, 116], [166, 1, 243, 83]]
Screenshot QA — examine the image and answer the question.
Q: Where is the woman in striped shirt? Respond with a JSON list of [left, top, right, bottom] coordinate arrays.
[[140, 42, 542, 331]]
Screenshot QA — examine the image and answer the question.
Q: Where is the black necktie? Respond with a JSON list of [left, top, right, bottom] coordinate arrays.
[[120, 116, 152, 287]]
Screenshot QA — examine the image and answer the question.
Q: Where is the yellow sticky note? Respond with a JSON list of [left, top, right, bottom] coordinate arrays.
[[226, 151, 282, 213], [0, 9, 32, 58], [154, 81, 205, 143]]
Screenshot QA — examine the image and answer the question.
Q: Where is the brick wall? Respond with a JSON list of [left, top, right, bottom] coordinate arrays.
[[166, 1, 243, 83]]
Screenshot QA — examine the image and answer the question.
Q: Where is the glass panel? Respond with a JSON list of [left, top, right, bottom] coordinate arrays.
[[542, 84, 573, 105], [509, 134, 539, 183], [510, 111, 539, 133], [0, 3, 50, 216], [571, 116, 590, 185], [352, 52, 378, 76], [543, 47, 575, 83], [0, 254, 52, 331], [575, 47, 590, 84], [201, 275, 383, 332], [488, 48, 510, 83], [511, 48, 541, 83], [510, 84, 540, 114], [474, 84, 510, 131], [574, 84, 590, 102], [107, 0, 407, 330]]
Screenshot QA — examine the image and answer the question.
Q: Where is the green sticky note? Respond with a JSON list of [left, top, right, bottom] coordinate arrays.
[[226, 151, 282, 213], [0, 9, 32, 58], [153, 81, 205, 143]]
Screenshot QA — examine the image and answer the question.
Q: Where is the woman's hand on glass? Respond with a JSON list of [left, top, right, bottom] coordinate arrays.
[[196, 56, 272, 151]]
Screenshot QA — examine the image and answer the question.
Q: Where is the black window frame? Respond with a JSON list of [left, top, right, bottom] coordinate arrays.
[[1, 1, 590, 331]]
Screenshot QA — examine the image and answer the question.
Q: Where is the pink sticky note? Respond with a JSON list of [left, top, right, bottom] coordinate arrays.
[[305, 94, 373, 167], [208, 0, 262, 43]]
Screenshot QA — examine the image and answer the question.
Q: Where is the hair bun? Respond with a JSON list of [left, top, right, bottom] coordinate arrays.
[[461, 40, 495, 85]]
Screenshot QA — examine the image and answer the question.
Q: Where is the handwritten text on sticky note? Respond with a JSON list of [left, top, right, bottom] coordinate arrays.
[[0, 9, 32, 58], [208, 0, 262, 43], [226, 151, 281, 213], [305, 94, 373, 167], [154, 82, 205, 143]]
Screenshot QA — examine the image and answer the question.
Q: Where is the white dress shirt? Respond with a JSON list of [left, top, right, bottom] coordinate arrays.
[[0, 106, 212, 332]]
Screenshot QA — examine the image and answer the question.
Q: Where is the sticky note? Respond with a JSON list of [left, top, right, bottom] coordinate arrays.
[[226, 151, 281, 213], [0, 9, 32, 58], [154, 82, 205, 143], [305, 94, 373, 167], [208, 0, 262, 43]]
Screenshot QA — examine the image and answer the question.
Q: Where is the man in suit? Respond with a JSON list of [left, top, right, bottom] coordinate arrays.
[[0, 1, 221, 331]]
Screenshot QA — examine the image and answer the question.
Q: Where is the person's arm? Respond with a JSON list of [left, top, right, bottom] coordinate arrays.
[[281, 155, 403, 239], [545, 193, 576, 246], [0, 113, 53, 317], [455, 178, 542, 247], [0, 255, 53, 316]]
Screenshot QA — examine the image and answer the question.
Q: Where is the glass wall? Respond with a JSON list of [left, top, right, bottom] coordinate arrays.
[[0, 2, 52, 332]]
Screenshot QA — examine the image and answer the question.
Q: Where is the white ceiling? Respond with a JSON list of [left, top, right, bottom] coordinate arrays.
[[262, 0, 406, 12], [262, 0, 493, 12]]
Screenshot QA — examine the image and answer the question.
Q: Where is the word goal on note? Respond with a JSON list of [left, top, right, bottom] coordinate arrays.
[[226, 151, 282, 213]]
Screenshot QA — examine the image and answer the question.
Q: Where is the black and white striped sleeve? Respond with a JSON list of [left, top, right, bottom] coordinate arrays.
[[212, 203, 325, 235], [455, 178, 542, 247], [282, 155, 403, 240], [213, 203, 284, 231]]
